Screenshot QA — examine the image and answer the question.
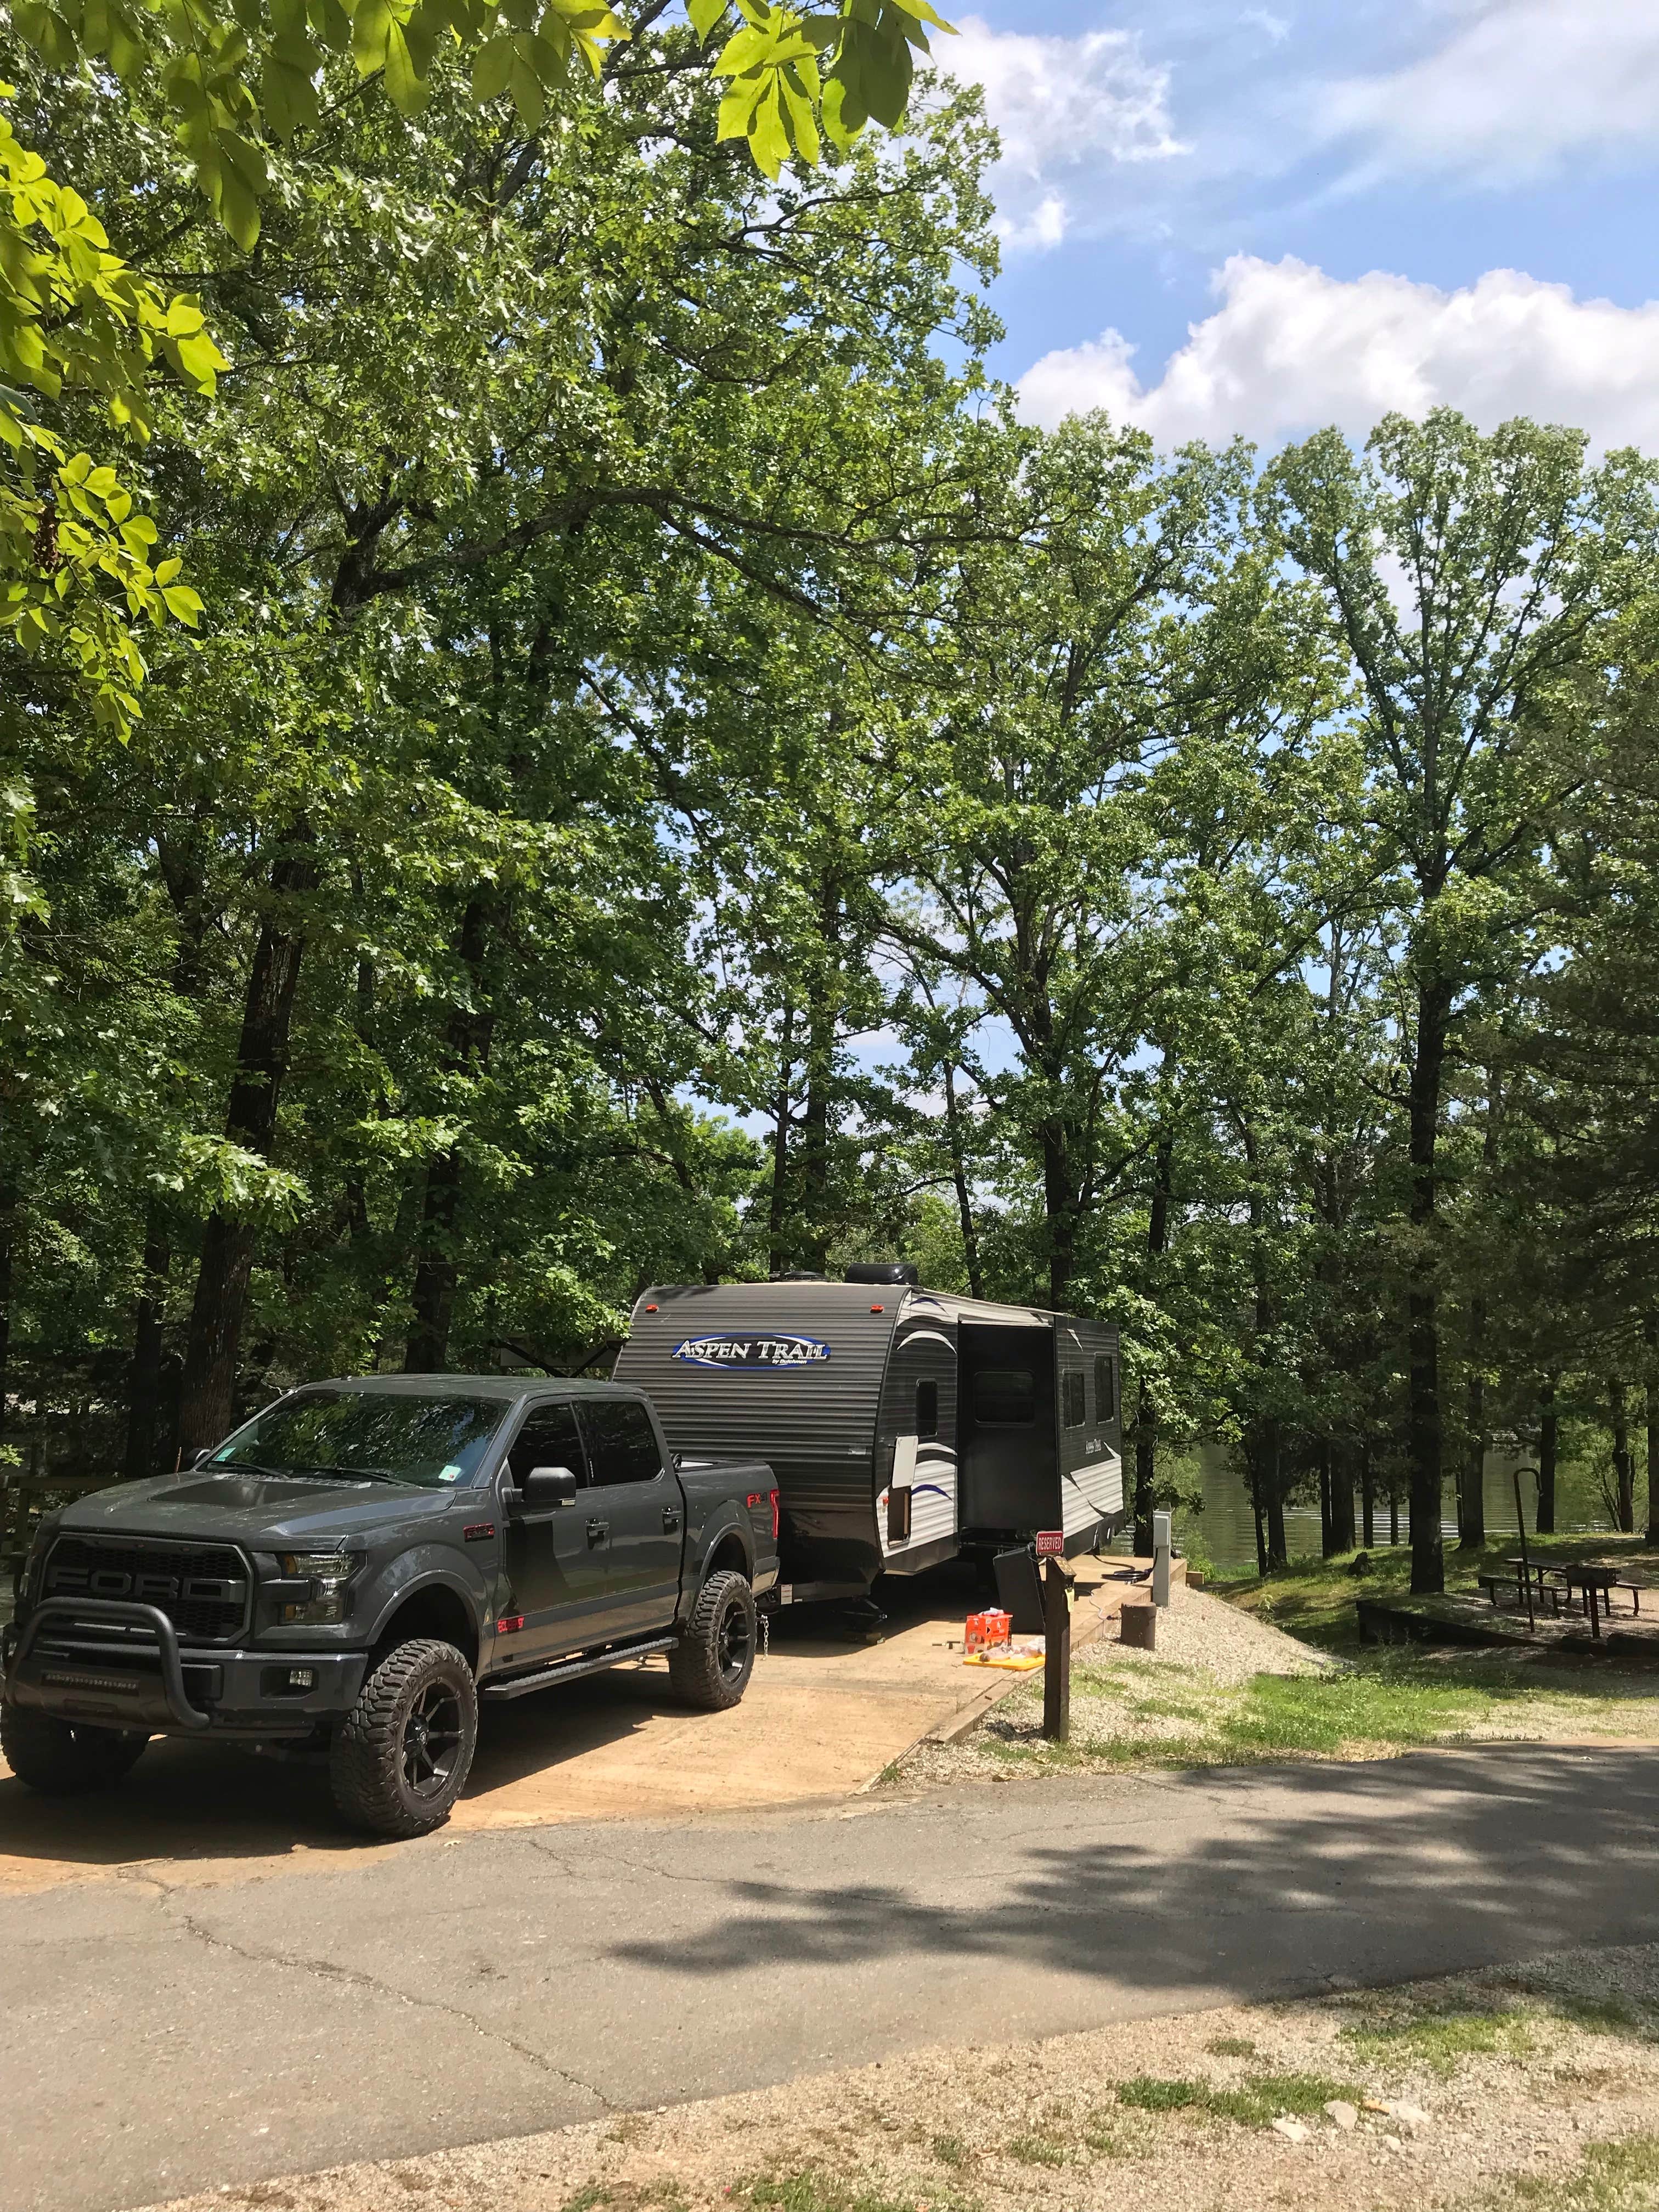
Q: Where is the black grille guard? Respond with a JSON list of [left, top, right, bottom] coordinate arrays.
[[8, 1599, 213, 1731]]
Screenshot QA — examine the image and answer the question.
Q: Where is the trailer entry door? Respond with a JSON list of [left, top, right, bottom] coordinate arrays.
[[958, 1322, 1059, 1533]]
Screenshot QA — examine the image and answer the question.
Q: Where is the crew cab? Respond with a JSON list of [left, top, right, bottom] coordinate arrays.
[[1, 1375, 778, 1837]]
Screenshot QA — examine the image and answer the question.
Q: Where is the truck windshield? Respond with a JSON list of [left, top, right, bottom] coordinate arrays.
[[208, 1390, 506, 1488]]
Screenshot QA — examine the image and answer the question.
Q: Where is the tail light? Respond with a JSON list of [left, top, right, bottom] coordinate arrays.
[[769, 1488, 780, 1543]]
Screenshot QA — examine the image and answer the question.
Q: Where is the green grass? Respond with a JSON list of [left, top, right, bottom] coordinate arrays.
[[1340, 2005, 1535, 2072], [1114, 2070, 1364, 2126], [1005, 2132, 1073, 2166], [928, 2135, 968, 2169], [1044, 1646, 1649, 1771], [1468, 2132, 1659, 2209], [1205, 2035, 1257, 2057], [940, 1534, 1659, 1784], [1216, 1532, 1659, 1660], [743, 2175, 930, 2212]]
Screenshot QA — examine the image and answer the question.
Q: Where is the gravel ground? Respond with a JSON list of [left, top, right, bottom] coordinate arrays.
[[130, 1942, 1659, 2212], [1069, 1584, 1338, 1683], [899, 1585, 1339, 1786]]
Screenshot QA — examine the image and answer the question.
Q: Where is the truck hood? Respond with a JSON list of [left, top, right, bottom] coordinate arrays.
[[55, 1471, 461, 1550]]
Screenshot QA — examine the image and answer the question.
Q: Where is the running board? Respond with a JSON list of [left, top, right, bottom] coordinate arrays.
[[481, 1634, 679, 1700]]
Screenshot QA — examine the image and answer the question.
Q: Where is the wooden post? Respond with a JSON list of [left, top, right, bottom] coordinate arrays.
[[1042, 1555, 1071, 1742]]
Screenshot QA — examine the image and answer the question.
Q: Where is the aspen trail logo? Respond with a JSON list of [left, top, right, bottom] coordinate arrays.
[[672, 1333, 831, 1370]]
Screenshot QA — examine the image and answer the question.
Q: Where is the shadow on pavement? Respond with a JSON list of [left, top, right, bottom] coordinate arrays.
[[605, 1742, 1659, 2002]]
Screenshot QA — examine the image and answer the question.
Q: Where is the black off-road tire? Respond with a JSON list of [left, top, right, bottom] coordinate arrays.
[[1, 1703, 148, 1795], [329, 1638, 478, 1839], [668, 1570, 757, 1711]]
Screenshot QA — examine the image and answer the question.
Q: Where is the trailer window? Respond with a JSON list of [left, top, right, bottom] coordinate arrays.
[[974, 1368, 1035, 1428], [1062, 1371, 1086, 1428], [1094, 1355, 1118, 1424], [579, 1399, 663, 1485], [916, 1379, 939, 1438]]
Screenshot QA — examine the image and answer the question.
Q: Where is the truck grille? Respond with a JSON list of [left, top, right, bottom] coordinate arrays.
[[42, 1534, 251, 1644]]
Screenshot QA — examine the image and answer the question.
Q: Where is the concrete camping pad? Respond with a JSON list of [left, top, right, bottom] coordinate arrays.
[[0, 1556, 1152, 1893]]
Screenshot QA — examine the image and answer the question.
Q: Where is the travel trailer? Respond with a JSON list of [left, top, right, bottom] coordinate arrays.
[[613, 1268, 1125, 1600]]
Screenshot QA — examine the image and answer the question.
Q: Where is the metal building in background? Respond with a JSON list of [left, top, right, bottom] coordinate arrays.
[[613, 1268, 1125, 1601]]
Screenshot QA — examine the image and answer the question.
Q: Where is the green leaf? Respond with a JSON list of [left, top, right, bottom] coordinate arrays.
[[351, 0, 394, 77], [748, 76, 788, 178], [383, 19, 426, 111], [471, 33, 514, 101], [687, 0, 726, 38], [160, 584, 204, 624]]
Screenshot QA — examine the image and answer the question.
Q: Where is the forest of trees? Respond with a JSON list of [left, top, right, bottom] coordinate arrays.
[[7, 8, 1659, 1600]]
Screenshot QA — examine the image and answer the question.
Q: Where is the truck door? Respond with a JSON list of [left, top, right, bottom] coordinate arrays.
[[498, 1398, 611, 1662], [577, 1397, 684, 1638]]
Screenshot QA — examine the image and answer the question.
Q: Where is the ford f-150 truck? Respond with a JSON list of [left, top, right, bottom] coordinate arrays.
[[1, 1374, 778, 1837]]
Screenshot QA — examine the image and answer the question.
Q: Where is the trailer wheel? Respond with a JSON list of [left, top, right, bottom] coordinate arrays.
[[1, 1705, 148, 1795], [329, 1638, 477, 1838], [669, 1570, 757, 1711]]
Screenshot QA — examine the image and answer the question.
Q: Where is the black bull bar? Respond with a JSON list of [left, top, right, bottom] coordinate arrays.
[[5, 1598, 213, 1731]]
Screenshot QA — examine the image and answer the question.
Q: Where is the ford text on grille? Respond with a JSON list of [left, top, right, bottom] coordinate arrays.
[[49, 1563, 246, 1605]]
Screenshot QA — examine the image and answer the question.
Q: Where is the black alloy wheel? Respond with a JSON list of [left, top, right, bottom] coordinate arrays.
[[669, 1568, 758, 1711], [330, 1637, 479, 1838], [717, 1589, 753, 1685], [401, 1677, 465, 1802]]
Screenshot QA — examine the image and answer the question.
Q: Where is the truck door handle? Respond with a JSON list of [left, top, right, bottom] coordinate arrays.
[[662, 1507, 682, 1533], [586, 1518, 610, 1547]]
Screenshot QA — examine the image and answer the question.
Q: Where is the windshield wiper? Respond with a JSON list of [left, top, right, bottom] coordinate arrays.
[[297, 1463, 409, 1486]]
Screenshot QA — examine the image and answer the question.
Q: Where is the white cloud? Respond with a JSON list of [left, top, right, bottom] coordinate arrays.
[[945, 15, 1187, 252], [1017, 257, 1659, 450], [1326, 0, 1659, 184]]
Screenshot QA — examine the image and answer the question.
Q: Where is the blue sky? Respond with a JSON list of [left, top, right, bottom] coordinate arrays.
[[938, 1, 1659, 450]]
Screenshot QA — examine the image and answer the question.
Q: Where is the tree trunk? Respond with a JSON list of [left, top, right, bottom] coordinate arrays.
[[122, 1206, 170, 1480], [128, 833, 208, 1461], [1389, 1479, 1400, 1547], [1320, 1444, 1334, 1559], [1131, 1135, 1172, 1555], [1460, 1300, 1487, 1549], [941, 1062, 983, 1300], [1537, 1379, 1558, 1534], [1646, 1328, 1659, 1546], [1407, 975, 1452, 1594], [176, 848, 314, 1454], [406, 893, 495, 1373], [1263, 1426, 1287, 1568], [1611, 1378, 1634, 1533], [1361, 1446, 1375, 1549], [795, 874, 839, 1276], [1330, 1440, 1357, 1552], [1041, 1117, 1076, 1309], [767, 998, 796, 1276], [0, 1171, 15, 1442]]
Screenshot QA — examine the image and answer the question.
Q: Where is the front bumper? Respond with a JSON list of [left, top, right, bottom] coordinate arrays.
[[3, 1599, 369, 1739]]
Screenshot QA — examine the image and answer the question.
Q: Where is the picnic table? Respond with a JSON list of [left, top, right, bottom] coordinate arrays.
[[1554, 1562, 1624, 1640], [1478, 1558, 1565, 1618], [1504, 1557, 1561, 1607]]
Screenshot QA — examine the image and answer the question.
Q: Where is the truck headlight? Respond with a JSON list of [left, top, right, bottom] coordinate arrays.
[[275, 1551, 359, 1624]]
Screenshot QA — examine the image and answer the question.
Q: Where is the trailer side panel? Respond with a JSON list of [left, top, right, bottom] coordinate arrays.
[[614, 1284, 895, 1588]]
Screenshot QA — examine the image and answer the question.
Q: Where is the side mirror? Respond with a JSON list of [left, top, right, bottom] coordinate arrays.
[[516, 1464, 578, 1510]]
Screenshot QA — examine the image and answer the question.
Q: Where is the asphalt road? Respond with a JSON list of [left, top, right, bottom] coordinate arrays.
[[9, 1744, 1659, 2212]]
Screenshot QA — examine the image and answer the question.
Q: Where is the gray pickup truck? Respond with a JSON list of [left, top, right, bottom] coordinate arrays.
[[1, 1374, 778, 1837]]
